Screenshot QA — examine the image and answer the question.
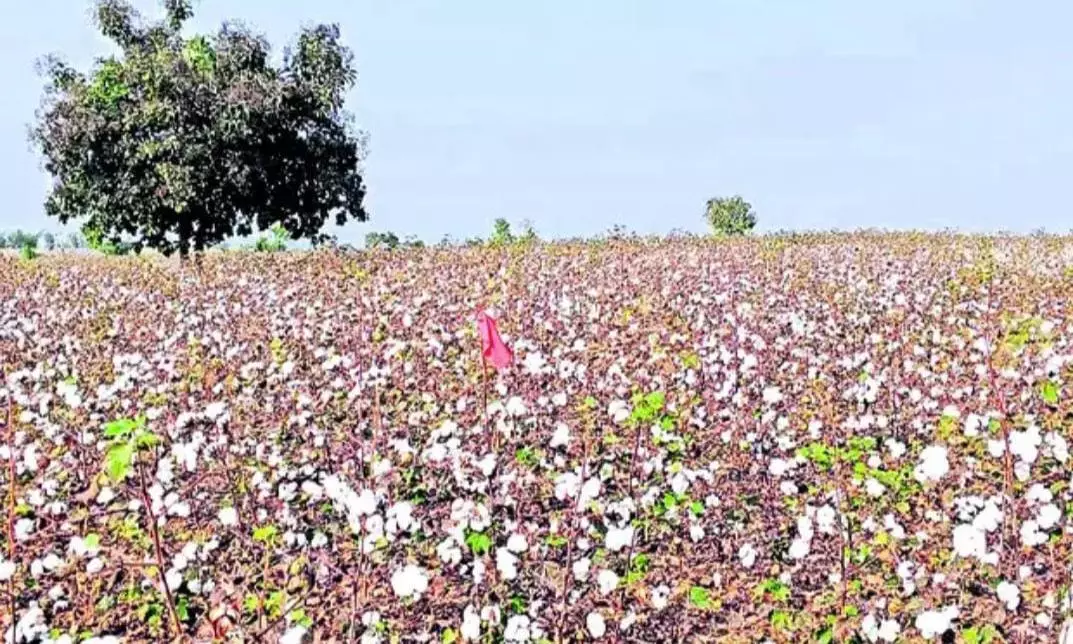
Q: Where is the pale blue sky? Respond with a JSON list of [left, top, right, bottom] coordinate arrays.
[[2, 1, 1071, 242]]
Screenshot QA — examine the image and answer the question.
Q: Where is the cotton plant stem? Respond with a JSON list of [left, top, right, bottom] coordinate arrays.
[[137, 463, 184, 640], [556, 428, 592, 642], [6, 395, 17, 639]]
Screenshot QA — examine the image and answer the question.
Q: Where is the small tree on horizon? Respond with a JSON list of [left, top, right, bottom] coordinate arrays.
[[32, 0, 369, 256], [705, 195, 757, 236]]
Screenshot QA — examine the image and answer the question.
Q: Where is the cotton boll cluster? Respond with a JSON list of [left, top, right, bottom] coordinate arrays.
[[914, 606, 959, 638], [914, 445, 950, 482]]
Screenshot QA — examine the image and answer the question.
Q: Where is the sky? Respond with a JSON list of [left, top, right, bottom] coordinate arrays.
[[1, 0, 1071, 243]]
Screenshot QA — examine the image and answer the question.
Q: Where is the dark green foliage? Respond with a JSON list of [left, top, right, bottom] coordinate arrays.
[[705, 195, 757, 236], [365, 231, 424, 250], [32, 0, 368, 256]]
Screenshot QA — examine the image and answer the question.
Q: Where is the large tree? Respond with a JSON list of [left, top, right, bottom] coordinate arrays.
[[32, 0, 368, 255], [704, 195, 757, 236]]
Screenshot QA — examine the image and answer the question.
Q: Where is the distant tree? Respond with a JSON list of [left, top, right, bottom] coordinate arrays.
[[365, 231, 400, 250], [39, 231, 56, 250], [489, 218, 514, 246], [517, 219, 538, 245], [704, 195, 757, 236], [253, 223, 288, 252], [64, 231, 87, 249], [402, 235, 425, 249], [32, 0, 369, 256], [7, 230, 40, 249]]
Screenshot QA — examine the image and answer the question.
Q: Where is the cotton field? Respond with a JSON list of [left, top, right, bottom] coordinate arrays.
[[1, 234, 1072, 642]]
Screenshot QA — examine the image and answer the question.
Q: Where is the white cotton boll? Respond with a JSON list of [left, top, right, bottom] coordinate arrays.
[[580, 477, 602, 504], [165, 568, 183, 591], [651, 584, 671, 610], [572, 557, 591, 581], [739, 543, 757, 568], [389, 502, 415, 532], [550, 423, 571, 449], [41, 554, 61, 571], [865, 478, 886, 497], [1027, 484, 1053, 504], [1020, 520, 1047, 547], [997, 581, 1020, 610], [1010, 427, 1042, 464], [437, 538, 462, 566], [504, 615, 531, 642], [15, 518, 34, 541], [586, 612, 606, 638], [619, 611, 637, 632], [496, 548, 519, 580], [597, 569, 619, 595], [1047, 432, 1069, 462], [390, 565, 429, 599], [886, 439, 906, 459], [461, 605, 481, 641], [987, 440, 1005, 458], [169, 502, 191, 518], [0, 560, 15, 581], [280, 625, 307, 644], [762, 387, 784, 404], [218, 507, 238, 526], [876, 619, 901, 642], [605, 526, 634, 552], [816, 505, 837, 534], [505, 397, 528, 416], [768, 459, 789, 477], [788, 537, 810, 559], [913, 446, 949, 482], [476, 454, 497, 477], [670, 472, 689, 495], [952, 524, 987, 559], [689, 524, 705, 542], [914, 606, 959, 638], [506, 533, 528, 553], [1038, 504, 1062, 530], [86, 557, 104, 574], [554, 473, 580, 501], [355, 489, 378, 515]]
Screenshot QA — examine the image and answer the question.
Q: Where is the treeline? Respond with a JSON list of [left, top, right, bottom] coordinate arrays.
[[0, 230, 87, 250]]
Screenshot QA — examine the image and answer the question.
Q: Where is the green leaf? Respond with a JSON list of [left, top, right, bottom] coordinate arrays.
[[103, 418, 137, 438], [465, 531, 492, 556], [253, 524, 278, 543], [689, 500, 704, 516], [442, 628, 459, 644], [175, 595, 190, 622], [1042, 381, 1059, 405], [771, 610, 794, 631], [105, 443, 134, 482], [288, 609, 313, 629], [84, 533, 101, 549], [688, 586, 712, 609]]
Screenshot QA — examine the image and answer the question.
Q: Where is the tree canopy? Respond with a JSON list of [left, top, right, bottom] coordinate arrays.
[[705, 195, 757, 236], [32, 0, 368, 255]]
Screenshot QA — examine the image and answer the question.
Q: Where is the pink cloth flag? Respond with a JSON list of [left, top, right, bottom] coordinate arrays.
[[476, 309, 513, 369]]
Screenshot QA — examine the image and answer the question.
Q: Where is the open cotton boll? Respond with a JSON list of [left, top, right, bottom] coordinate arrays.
[[996, 581, 1020, 610], [914, 605, 959, 638], [914, 446, 950, 482], [280, 625, 307, 644], [739, 543, 758, 568], [597, 569, 619, 595], [586, 612, 606, 638], [605, 526, 634, 552], [390, 565, 429, 599], [549, 423, 571, 448]]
